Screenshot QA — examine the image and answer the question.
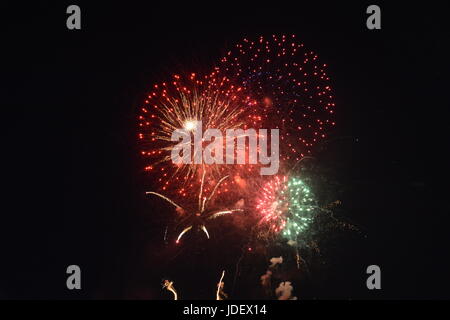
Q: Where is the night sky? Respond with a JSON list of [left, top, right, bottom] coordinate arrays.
[[2, 2, 449, 299]]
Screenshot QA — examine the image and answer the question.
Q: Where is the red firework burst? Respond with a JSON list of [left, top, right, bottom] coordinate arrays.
[[216, 34, 336, 164], [138, 72, 264, 198]]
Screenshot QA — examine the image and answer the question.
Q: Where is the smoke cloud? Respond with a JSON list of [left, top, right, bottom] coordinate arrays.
[[275, 281, 297, 300]]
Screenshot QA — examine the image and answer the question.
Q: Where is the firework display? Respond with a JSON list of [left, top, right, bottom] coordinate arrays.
[[138, 72, 263, 198], [139, 35, 340, 245], [7, 1, 438, 303], [217, 34, 336, 165], [138, 34, 351, 300], [256, 175, 316, 243]]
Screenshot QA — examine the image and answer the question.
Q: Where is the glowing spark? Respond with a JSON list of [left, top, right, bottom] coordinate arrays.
[[145, 191, 182, 209], [199, 169, 206, 210], [201, 225, 210, 239], [184, 119, 197, 131], [176, 225, 193, 243], [208, 209, 243, 220]]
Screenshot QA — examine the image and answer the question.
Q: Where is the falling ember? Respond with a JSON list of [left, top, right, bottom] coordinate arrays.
[[216, 270, 226, 300]]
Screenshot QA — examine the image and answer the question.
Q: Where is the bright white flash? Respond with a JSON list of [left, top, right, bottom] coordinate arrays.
[[184, 120, 197, 131]]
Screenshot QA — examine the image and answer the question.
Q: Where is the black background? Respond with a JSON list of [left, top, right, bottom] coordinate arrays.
[[1, 1, 449, 299]]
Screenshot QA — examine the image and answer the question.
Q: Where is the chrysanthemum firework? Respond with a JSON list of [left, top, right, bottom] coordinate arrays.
[[217, 34, 336, 164], [138, 72, 263, 197], [256, 175, 317, 242]]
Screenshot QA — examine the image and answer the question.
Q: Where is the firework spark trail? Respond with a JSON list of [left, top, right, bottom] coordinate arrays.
[[199, 169, 206, 210], [176, 226, 193, 243], [163, 280, 178, 300], [231, 247, 246, 296], [208, 209, 243, 220], [145, 191, 182, 209], [200, 225, 210, 239], [147, 172, 244, 243], [203, 175, 229, 211], [216, 270, 226, 300], [163, 225, 168, 243]]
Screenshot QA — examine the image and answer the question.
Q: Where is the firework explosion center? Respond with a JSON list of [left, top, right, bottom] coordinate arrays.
[[171, 120, 280, 175]]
